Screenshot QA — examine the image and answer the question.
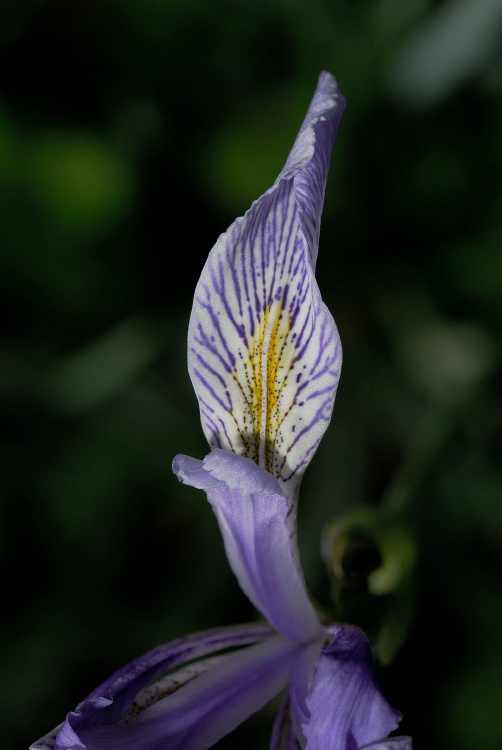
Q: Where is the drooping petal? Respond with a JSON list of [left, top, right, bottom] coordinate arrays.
[[299, 626, 403, 750], [75, 635, 296, 750], [31, 623, 274, 750], [187, 71, 345, 505], [173, 450, 322, 644]]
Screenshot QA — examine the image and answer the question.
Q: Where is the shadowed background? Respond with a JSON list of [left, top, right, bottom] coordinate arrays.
[[1, 1, 501, 748]]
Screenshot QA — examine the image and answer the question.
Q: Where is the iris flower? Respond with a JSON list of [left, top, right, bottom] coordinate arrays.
[[31, 72, 411, 750]]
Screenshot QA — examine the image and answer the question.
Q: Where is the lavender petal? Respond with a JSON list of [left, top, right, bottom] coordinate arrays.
[[173, 450, 323, 644]]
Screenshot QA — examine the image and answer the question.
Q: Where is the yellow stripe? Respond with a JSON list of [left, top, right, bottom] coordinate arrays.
[[232, 300, 296, 474]]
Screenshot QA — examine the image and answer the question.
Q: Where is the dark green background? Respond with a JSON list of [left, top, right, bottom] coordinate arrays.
[[1, 1, 501, 748]]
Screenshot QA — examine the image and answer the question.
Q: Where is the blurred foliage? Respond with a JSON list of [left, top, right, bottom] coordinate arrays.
[[1, 1, 501, 749]]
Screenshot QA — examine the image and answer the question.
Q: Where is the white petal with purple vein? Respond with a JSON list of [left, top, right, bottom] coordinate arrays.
[[188, 72, 345, 504]]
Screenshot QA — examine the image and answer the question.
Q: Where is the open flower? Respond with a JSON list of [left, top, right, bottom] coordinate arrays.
[[31, 72, 411, 750]]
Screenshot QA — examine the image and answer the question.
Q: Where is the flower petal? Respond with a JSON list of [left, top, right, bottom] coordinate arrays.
[[270, 694, 298, 750], [78, 635, 296, 750], [173, 450, 322, 643], [31, 624, 274, 750], [300, 626, 403, 750], [289, 639, 322, 733], [187, 71, 345, 504], [360, 738, 412, 750]]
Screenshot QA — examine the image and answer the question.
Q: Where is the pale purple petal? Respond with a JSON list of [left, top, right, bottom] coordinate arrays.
[[300, 626, 403, 750], [77, 635, 296, 750], [30, 623, 273, 750], [173, 450, 323, 644], [187, 72, 344, 505]]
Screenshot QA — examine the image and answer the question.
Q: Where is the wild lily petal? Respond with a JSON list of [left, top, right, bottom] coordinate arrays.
[[75, 635, 296, 750], [301, 626, 402, 750], [31, 624, 274, 750], [173, 449, 322, 644], [187, 71, 345, 506]]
